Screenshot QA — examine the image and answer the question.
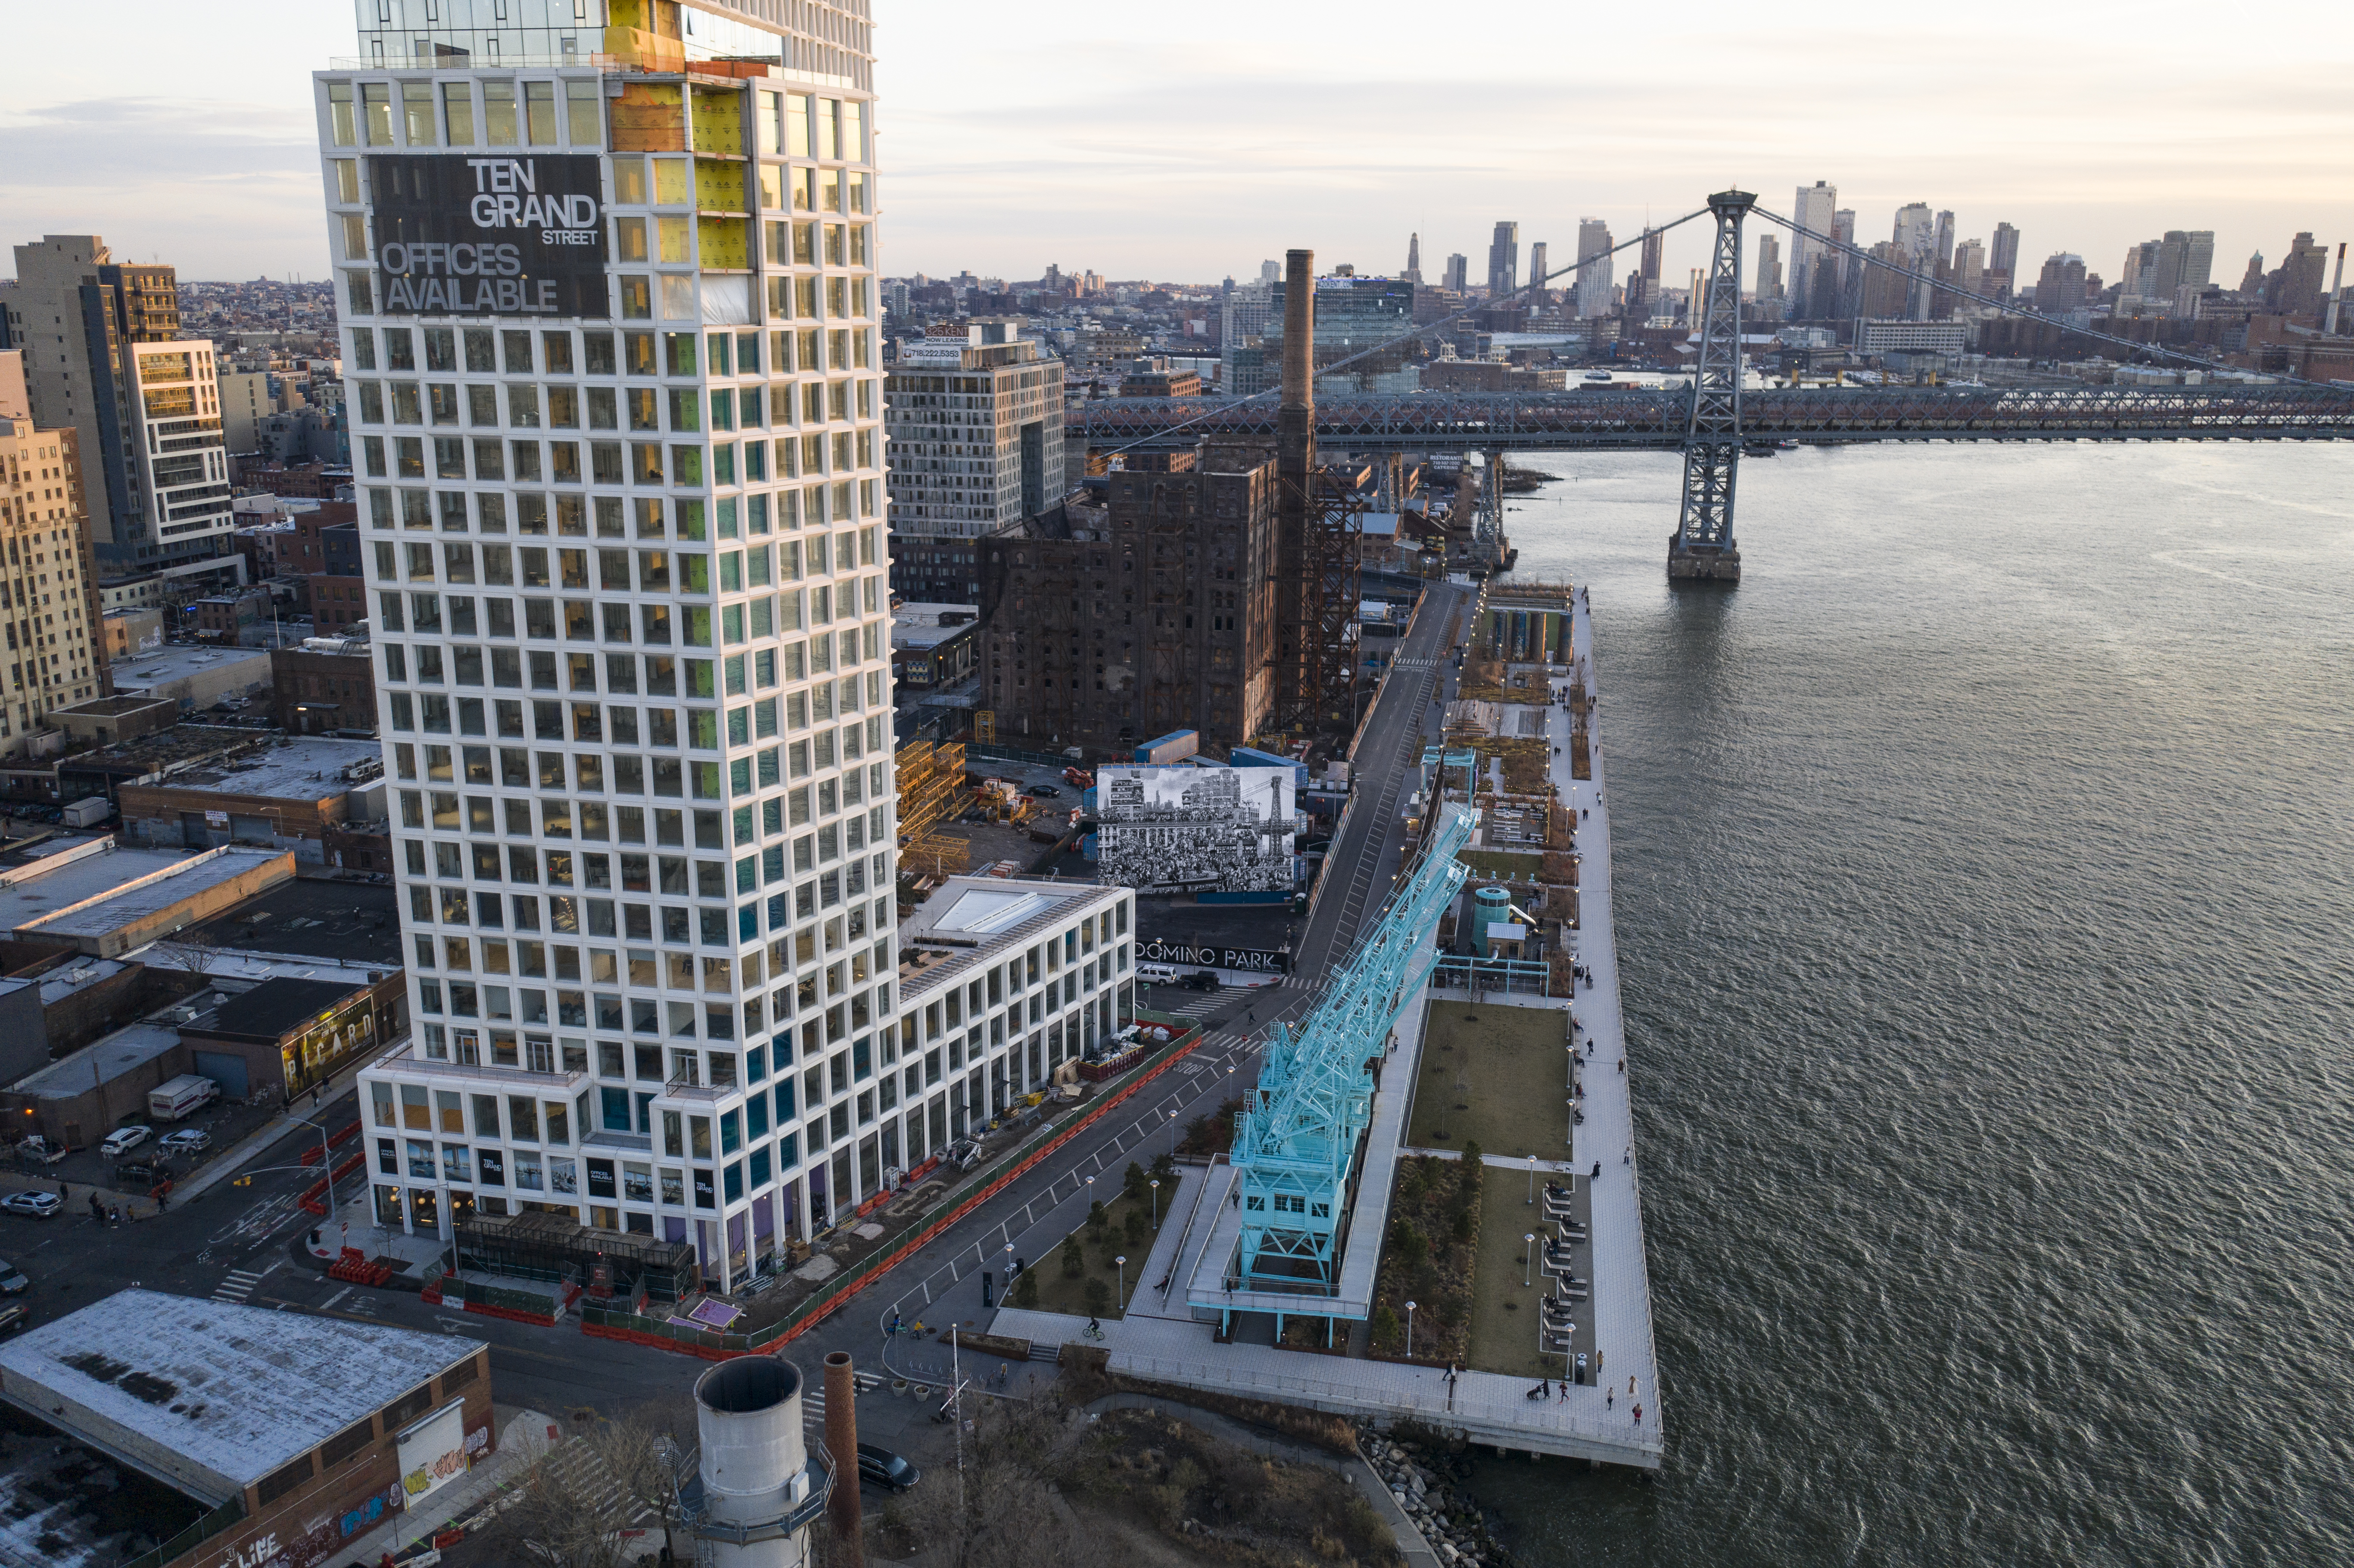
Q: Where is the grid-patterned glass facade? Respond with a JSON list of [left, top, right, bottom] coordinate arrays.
[[324, 4, 1141, 1288]]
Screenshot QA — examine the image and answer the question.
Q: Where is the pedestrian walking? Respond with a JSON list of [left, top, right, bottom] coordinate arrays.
[[1618, 1057, 1625, 1074], [1606, 1388, 1613, 1409], [108, 1204, 121, 1226], [1632, 1403, 1642, 1426], [1628, 1375, 1638, 1396]]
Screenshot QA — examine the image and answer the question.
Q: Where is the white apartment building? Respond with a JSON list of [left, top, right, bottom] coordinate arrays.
[[883, 322, 1062, 539], [324, 2, 1137, 1288]]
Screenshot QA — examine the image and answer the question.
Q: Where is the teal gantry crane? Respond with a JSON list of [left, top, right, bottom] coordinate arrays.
[[1227, 805, 1477, 1298]]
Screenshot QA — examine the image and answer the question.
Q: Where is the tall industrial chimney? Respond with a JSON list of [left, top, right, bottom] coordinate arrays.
[[823, 1351, 864, 1564], [694, 1356, 819, 1568]]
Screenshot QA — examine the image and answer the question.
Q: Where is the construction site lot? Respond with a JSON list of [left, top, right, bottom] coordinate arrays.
[[1405, 1000, 1575, 1164]]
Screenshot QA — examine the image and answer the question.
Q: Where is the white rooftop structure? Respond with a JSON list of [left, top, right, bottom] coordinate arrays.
[[106, 644, 271, 696], [12, 846, 289, 943], [0, 841, 195, 936], [0, 1289, 484, 1505]]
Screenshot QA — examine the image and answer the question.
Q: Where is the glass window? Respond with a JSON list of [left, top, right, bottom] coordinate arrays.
[[443, 82, 475, 145], [361, 83, 393, 146], [566, 79, 600, 146], [402, 82, 437, 146], [484, 81, 518, 146], [525, 82, 558, 146]]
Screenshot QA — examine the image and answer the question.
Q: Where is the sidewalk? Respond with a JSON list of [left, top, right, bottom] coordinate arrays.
[[341, 1405, 559, 1567], [173, 1057, 374, 1205]]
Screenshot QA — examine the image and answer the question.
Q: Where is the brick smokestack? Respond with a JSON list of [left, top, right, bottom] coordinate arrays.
[[823, 1350, 863, 1565]]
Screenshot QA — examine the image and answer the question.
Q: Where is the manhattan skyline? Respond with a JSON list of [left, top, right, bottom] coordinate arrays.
[[0, 0, 2348, 287]]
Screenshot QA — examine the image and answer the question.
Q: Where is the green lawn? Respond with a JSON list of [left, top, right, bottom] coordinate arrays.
[[1015, 1175, 1172, 1321], [1465, 1178, 1565, 1379], [1406, 1001, 1575, 1161], [1455, 849, 1544, 878]]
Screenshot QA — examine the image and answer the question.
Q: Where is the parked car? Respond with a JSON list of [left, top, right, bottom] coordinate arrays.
[[0, 1192, 60, 1219], [1026, 783, 1061, 798], [159, 1128, 212, 1155], [856, 1444, 920, 1493], [0, 1260, 26, 1294], [100, 1126, 152, 1158], [1179, 970, 1220, 991]]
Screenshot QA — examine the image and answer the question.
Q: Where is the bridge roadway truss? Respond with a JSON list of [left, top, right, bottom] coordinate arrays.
[[1079, 383, 2354, 454], [1227, 806, 1476, 1299]]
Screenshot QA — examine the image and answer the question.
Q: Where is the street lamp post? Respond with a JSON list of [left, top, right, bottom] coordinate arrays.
[[1115, 1254, 1127, 1312], [1526, 1154, 1539, 1205], [1405, 1299, 1418, 1359], [288, 1111, 339, 1220], [1524, 1233, 1536, 1288], [1149, 1179, 1160, 1230]]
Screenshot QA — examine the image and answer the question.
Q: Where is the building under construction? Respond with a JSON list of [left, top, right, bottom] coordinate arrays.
[[984, 249, 1366, 753]]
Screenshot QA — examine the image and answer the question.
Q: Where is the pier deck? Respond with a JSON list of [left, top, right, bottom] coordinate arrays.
[[991, 587, 1664, 1468]]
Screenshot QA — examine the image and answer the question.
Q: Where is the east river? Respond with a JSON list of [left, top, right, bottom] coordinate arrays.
[[1465, 441, 2354, 1566]]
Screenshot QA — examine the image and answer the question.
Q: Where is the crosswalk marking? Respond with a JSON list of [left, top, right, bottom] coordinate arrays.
[[539, 1438, 659, 1527], [212, 1269, 264, 1304]]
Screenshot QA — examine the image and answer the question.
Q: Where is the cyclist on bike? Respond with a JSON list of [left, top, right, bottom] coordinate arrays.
[[1087, 1316, 1102, 1338]]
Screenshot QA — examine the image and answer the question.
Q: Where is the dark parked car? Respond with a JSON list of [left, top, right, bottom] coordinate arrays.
[[1026, 784, 1061, 798], [856, 1444, 920, 1493], [1179, 970, 1219, 991]]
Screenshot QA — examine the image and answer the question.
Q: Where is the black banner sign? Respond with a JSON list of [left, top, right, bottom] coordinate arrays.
[[368, 153, 609, 317], [1136, 938, 1290, 974]]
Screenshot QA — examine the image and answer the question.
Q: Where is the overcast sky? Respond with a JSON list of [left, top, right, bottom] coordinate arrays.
[[3, 0, 2347, 290]]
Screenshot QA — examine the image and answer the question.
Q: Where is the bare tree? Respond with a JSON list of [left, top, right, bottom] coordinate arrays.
[[891, 1398, 1117, 1568], [474, 1412, 689, 1568]]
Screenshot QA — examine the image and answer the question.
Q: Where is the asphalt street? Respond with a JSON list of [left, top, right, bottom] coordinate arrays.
[[1, 582, 1475, 1437]]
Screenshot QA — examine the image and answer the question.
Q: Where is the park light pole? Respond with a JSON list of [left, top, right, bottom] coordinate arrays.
[[1524, 1233, 1536, 1288], [1405, 1299, 1418, 1359], [1149, 1179, 1160, 1230], [1115, 1254, 1127, 1312], [1526, 1153, 1539, 1205]]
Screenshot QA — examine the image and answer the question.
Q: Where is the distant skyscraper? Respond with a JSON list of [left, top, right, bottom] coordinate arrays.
[[1990, 223, 2021, 283], [1574, 218, 1614, 317], [1640, 228, 1664, 288], [1952, 237, 1987, 301], [1405, 232, 1422, 285], [1526, 242, 1548, 305], [1790, 180, 1837, 319], [2035, 253, 2087, 314], [2238, 252, 2265, 295], [1754, 233, 1783, 302], [1442, 253, 1469, 293], [1831, 209, 1859, 316], [2155, 230, 2214, 296], [2266, 232, 2329, 317], [1261, 259, 1281, 284], [1934, 211, 1956, 269], [1487, 221, 1520, 297], [1891, 203, 1936, 318], [2119, 239, 2163, 301]]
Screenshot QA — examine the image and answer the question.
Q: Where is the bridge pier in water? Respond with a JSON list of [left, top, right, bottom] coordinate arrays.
[[1667, 189, 1756, 586], [1666, 535, 1742, 583]]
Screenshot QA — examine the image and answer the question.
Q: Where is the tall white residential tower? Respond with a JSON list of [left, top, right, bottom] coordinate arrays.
[[327, 2, 1140, 1292]]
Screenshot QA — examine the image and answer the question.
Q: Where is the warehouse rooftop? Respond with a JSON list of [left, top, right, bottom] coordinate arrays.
[[0, 1290, 484, 1504]]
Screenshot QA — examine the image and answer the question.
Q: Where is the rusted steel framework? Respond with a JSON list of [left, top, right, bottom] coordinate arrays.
[[1080, 384, 2354, 454]]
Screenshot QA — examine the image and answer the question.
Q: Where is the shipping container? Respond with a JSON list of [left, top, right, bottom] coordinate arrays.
[[1135, 729, 1199, 765]]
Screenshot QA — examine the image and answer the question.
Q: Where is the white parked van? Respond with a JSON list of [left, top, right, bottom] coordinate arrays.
[[1137, 963, 1183, 986], [147, 1075, 220, 1123]]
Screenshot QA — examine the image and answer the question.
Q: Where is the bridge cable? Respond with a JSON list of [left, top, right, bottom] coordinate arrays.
[[1083, 208, 1714, 461], [1754, 206, 2340, 392]]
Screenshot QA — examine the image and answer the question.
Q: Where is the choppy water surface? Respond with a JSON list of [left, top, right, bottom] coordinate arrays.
[[1464, 443, 2354, 1566]]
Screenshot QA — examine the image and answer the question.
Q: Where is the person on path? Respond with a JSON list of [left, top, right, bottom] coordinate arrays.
[[1606, 1388, 1613, 1410], [1628, 1375, 1638, 1396], [1632, 1403, 1642, 1426]]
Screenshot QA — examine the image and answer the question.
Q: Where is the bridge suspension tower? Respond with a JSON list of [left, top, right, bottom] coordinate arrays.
[[1668, 188, 1755, 584]]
